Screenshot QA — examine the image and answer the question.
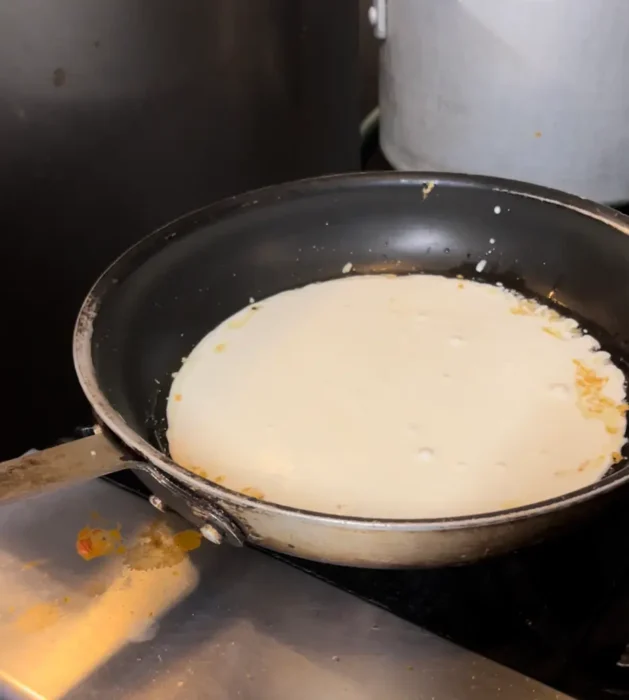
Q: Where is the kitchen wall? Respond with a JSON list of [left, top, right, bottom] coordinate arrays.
[[0, 0, 360, 457]]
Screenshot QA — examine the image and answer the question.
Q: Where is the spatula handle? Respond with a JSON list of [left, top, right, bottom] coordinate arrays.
[[0, 431, 134, 505]]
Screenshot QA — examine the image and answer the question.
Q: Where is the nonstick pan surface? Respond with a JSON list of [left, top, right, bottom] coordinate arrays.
[[71, 172, 629, 566]]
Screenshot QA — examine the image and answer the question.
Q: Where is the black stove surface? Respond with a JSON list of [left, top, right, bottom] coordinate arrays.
[[103, 468, 629, 700], [271, 502, 629, 700]]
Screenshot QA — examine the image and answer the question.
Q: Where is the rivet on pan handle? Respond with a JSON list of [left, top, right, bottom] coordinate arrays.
[[143, 464, 246, 547]]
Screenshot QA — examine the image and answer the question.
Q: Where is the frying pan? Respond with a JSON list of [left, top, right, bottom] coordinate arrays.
[[2, 172, 629, 568]]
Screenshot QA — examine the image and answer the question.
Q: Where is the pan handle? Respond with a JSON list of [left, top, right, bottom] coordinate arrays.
[[0, 430, 139, 505]]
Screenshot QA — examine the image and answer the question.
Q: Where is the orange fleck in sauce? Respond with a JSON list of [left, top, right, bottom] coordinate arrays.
[[510, 299, 539, 316], [542, 325, 563, 339], [187, 466, 209, 478], [241, 486, 265, 500], [174, 393, 182, 402], [228, 307, 259, 330], [577, 455, 605, 473], [214, 343, 227, 353], [214, 475, 226, 484]]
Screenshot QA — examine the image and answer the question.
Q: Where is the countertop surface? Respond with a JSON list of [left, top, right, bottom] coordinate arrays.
[[0, 480, 571, 700]]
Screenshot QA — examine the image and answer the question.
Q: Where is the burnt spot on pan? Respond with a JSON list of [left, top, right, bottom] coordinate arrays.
[[145, 378, 171, 455]]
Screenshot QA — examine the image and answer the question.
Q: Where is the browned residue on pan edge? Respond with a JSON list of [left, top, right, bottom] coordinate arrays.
[[74, 292, 100, 342], [573, 359, 629, 434], [241, 486, 265, 500]]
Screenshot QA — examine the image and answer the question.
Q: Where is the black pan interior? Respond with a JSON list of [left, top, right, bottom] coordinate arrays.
[[89, 173, 629, 479]]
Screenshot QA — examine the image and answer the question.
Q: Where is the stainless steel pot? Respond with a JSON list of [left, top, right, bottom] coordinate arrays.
[[376, 0, 629, 203]]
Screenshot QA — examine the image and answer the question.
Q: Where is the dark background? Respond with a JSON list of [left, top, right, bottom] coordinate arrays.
[[0, 0, 374, 458]]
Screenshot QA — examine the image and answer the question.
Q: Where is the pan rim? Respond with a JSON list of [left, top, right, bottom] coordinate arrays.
[[73, 170, 629, 531]]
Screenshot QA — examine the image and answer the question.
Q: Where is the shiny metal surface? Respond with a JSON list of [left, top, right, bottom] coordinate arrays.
[[0, 0, 359, 460], [379, 0, 629, 202], [0, 480, 571, 699], [0, 433, 128, 504]]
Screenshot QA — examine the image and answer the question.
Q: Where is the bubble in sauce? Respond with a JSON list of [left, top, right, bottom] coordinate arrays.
[[549, 383, 570, 399]]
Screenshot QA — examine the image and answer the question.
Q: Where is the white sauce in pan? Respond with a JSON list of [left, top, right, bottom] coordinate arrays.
[[166, 275, 627, 518]]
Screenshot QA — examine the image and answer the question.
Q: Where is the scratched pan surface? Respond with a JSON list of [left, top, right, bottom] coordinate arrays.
[[77, 172, 629, 566]]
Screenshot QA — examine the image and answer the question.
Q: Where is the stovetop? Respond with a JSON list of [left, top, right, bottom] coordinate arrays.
[[101, 465, 629, 700]]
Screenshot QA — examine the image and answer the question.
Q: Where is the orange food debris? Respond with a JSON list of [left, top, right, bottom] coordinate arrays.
[[214, 343, 227, 353], [510, 299, 564, 323], [573, 359, 627, 434], [187, 466, 209, 478], [228, 307, 259, 330], [510, 299, 539, 316], [76, 526, 123, 561], [123, 523, 200, 571], [214, 475, 226, 484], [542, 325, 563, 339], [172, 530, 202, 553], [578, 455, 605, 473], [457, 283, 464, 290], [241, 486, 265, 500], [174, 393, 182, 402], [612, 451, 623, 464]]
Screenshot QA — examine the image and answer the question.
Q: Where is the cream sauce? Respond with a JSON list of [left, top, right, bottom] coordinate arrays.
[[166, 275, 627, 518]]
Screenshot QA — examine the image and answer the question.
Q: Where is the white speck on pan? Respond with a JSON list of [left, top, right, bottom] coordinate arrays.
[[342, 262, 353, 274], [489, 238, 496, 244], [422, 181, 435, 199], [476, 259, 487, 273], [494, 206, 502, 214]]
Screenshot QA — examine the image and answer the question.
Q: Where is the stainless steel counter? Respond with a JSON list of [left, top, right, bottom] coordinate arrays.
[[0, 481, 571, 699]]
